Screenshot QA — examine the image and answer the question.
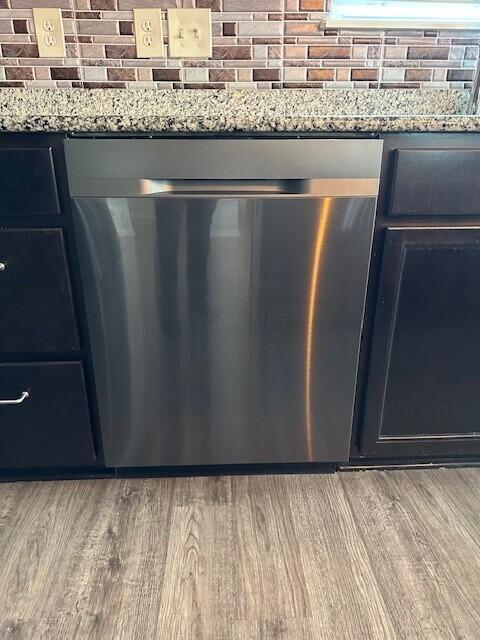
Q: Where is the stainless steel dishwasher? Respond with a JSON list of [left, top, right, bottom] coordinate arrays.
[[65, 138, 383, 467]]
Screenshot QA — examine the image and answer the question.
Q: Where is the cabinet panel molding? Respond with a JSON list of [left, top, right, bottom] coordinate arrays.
[[361, 226, 480, 458]]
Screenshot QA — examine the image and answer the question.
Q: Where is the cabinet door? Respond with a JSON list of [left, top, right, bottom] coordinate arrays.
[[0, 229, 79, 353], [0, 362, 96, 468], [361, 227, 480, 458]]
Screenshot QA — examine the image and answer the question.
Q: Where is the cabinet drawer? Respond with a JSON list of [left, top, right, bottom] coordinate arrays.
[[389, 149, 480, 216], [0, 148, 60, 216], [0, 229, 79, 353], [0, 362, 96, 468]]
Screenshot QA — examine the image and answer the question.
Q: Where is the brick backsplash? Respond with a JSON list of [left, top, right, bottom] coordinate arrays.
[[0, 0, 478, 89]]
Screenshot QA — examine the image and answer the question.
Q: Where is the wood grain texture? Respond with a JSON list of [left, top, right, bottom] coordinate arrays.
[[0, 469, 479, 639]]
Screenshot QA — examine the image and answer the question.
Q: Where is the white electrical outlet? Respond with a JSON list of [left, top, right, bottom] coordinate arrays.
[[134, 9, 164, 58], [33, 8, 65, 58]]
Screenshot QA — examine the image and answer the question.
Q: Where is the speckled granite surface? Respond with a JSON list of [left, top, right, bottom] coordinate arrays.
[[1, 88, 480, 133]]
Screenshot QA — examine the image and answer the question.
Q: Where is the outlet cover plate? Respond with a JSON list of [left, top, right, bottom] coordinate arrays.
[[33, 8, 65, 58], [167, 8, 212, 59], [134, 9, 164, 58]]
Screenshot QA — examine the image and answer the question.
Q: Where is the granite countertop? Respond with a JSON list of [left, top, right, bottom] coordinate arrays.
[[1, 88, 480, 133]]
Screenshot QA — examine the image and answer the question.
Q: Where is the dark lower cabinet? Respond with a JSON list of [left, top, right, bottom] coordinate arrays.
[[0, 229, 80, 354], [0, 362, 96, 468], [361, 227, 480, 458], [0, 137, 100, 475], [0, 148, 60, 216]]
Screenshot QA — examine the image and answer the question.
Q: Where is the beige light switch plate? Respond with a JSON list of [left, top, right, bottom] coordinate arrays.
[[134, 9, 164, 58], [33, 8, 65, 58], [167, 8, 212, 59]]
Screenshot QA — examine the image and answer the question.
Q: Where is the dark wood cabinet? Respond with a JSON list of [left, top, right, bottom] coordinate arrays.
[[0, 135, 102, 475], [389, 149, 480, 216], [0, 362, 96, 468], [0, 148, 60, 216], [0, 229, 80, 354], [360, 227, 480, 458]]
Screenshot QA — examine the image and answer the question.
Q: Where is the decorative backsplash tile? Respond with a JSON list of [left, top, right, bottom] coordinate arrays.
[[0, 0, 478, 89]]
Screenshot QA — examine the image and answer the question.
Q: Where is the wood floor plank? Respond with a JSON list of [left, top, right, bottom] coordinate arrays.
[[0, 481, 22, 541], [286, 474, 396, 640], [0, 469, 480, 639], [231, 475, 311, 632], [65, 478, 175, 640], [340, 470, 460, 639], [156, 504, 234, 639], [341, 469, 480, 640], [430, 468, 480, 544], [390, 470, 480, 634], [0, 480, 110, 639], [156, 477, 234, 639], [0, 478, 175, 640], [231, 617, 315, 640], [171, 474, 232, 507]]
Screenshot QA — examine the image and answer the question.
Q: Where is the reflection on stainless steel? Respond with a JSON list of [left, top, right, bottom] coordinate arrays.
[[305, 198, 332, 462], [66, 138, 383, 467]]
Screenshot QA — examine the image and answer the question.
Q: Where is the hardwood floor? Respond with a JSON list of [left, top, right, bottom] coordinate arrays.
[[0, 468, 479, 639]]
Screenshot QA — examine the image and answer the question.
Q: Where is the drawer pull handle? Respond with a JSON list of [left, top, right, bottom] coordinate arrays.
[[0, 262, 5, 271], [0, 391, 29, 405]]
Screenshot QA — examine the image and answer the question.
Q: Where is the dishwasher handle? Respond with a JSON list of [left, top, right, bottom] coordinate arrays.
[[68, 177, 380, 198], [141, 179, 302, 195]]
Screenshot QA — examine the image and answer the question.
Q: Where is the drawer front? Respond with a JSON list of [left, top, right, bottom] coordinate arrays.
[[0, 229, 80, 353], [0, 362, 96, 468], [0, 148, 60, 216], [389, 148, 480, 216]]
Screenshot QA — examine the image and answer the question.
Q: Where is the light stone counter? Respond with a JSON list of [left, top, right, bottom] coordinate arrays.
[[1, 88, 479, 133]]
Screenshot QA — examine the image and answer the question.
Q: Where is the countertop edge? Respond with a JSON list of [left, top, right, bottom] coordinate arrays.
[[2, 115, 480, 134]]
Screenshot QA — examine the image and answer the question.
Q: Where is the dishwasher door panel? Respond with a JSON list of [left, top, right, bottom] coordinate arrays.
[[73, 195, 375, 466]]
